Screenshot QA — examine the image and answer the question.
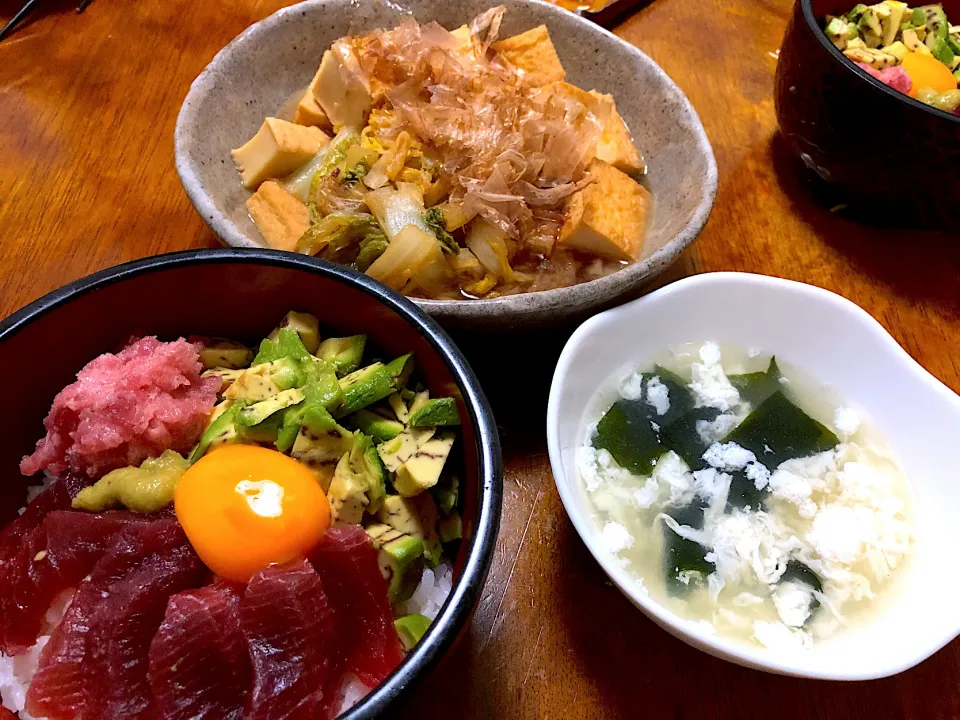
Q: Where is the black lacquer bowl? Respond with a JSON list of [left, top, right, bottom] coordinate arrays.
[[0, 248, 502, 718], [775, 0, 960, 228]]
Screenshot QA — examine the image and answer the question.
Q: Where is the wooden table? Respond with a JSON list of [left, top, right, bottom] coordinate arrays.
[[1, 0, 958, 717]]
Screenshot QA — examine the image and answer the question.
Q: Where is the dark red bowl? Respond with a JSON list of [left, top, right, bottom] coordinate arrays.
[[775, 0, 960, 228], [0, 249, 502, 719]]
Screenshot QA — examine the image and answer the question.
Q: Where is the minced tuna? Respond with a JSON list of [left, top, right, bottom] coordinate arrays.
[[20, 338, 220, 479]]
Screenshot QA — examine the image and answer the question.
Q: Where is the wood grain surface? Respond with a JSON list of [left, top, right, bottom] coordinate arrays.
[[1, 0, 958, 718]]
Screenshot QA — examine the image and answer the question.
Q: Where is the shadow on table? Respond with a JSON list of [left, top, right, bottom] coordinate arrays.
[[768, 131, 960, 318], [553, 525, 959, 720]]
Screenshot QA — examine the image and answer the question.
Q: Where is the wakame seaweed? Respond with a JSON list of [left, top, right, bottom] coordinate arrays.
[[728, 357, 782, 408], [726, 390, 839, 468]]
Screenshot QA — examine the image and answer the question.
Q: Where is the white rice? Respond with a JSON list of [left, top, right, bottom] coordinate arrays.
[[0, 589, 75, 719], [397, 561, 453, 621]]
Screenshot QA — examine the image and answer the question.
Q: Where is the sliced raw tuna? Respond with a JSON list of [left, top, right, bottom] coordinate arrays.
[[310, 527, 403, 688], [25, 519, 205, 720], [20, 337, 220, 479], [149, 584, 250, 720], [0, 510, 152, 654], [0, 707, 16, 720], [0, 475, 91, 566], [241, 559, 339, 720]]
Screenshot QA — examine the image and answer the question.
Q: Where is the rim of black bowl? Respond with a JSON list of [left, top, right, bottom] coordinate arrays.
[[801, 0, 960, 124], [0, 248, 503, 719]]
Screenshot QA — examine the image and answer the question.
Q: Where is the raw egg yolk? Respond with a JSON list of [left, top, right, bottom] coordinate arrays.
[[901, 52, 957, 97], [174, 445, 330, 582]]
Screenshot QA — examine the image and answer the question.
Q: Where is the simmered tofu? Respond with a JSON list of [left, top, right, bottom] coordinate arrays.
[[559, 160, 650, 262], [312, 49, 373, 129], [293, 65, 332, 129], [492, 25, 566, 86], [246, 180, 311, 252], [589, 90, 646, 174], [232, 118, 330, 189]]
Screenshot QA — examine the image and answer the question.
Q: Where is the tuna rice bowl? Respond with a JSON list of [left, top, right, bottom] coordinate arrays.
[[0, 310, 466, 719]]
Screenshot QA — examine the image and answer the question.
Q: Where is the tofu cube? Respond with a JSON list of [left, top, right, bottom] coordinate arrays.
[[559, 160, 650, 262], [492, 25, 566, 86], [293, 63, 332, 129], [246, 180, 311, 252], [312, 49, 373, 129], [232, 117, 329, 189], [589, 90, 646, 174]]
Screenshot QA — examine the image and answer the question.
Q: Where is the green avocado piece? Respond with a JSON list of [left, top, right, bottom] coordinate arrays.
[[197, 338, 254, 370], [355, 408, 405, 442], [253, 327, 313, 365], [291, 405, 356, 467], [408, 397, 460, 427], [395, 614, 432, 651], [335, 363, 396, 417], [190, 403, 242, 462], [366, 523, 426, 603], [438, 511, 462, 543], [844, 3, 868, 22], [326, 434, 386, 523], [918, 4, 948, 48], [385, 353, 415, 390], [267, 311, 321, 354], [225, 357, 304, 402], [316, 335, 367, 377], [432, 474, 459, 515], [931, 35, 955, 64], [911, 6, 927, 26], [236, 388, 305, 430], [728, 357, 782, 408], [393, 431, 455, 497], [72, 450, 188, 513], [725, 390, 839, 468], [377, 494, 443, 567]]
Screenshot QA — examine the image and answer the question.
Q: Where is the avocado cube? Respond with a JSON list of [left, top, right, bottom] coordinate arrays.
[[408, 397, 460, 427], [378, 494, 443, 567], [316, 335, 367, 377], [394, 614, 432, 650], [225, 357, 304, 402], [267, 311, 321, 354], [358, 434, 388, 515], [932, 36, 955, 65], [388, 393, 410, 423], [291, 405, 355, 466], [190, 403, 242, 463], [377, 427, 436, 473], [328, 451, 369, 525], [237, 388, 305, 430], [253, 327, 313, 365], [385, 353, 415, 390], [201, 367, 244, 395], [355, 409, 405, 442], [366, 523, 426, 604], [393, 432, 455, 497], [336, 363, 396, 417], [439, 511, 462, 543], [432, 474, 459, 515], [197, 338, 254, 370]]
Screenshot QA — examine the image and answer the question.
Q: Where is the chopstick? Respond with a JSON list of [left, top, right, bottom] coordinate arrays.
[[0, 0, 94, 42], [0, 0, 44, 42]]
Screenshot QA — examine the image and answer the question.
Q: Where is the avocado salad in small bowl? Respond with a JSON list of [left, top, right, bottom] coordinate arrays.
[[0, 248, 502, 720], [825, 2, 960, 113]]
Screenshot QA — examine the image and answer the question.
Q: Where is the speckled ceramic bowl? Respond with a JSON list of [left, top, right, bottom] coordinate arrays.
[[175, 0, 717, 329]]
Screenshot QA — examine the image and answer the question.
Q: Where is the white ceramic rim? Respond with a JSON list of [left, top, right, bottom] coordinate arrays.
[[546, 271, 960, 680]]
